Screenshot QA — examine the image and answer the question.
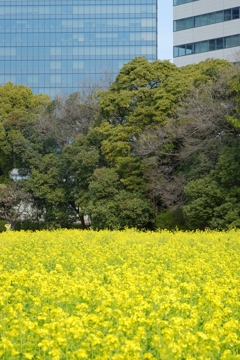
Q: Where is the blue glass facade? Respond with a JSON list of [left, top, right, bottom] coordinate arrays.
[[0, 1, 157, 96]]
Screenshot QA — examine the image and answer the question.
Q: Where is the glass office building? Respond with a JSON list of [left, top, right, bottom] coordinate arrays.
[[0, 1, 157, 97]]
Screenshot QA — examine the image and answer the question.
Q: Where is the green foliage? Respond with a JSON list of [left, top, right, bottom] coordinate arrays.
[[96, 122, 131, 162], [183, 176, 223, 230], [227, 77, 240, 130], [87, 190, 153, 230], [0, 59, 238, 231], [97, 57, 180, 130], [63, 134, 100, 214], [0, 84, 50, 183], [43, 204, 77, 229], [14, 221, 45, 231], [0, 82, 49, 122], [28, 154, 65, 203], [26, 153, 78, 227], [115, 156, 146, 191], [86, 167, 154, 229], [88, 167, 119, 199], [154, 209, 186, 231], [0, 219, 6, 232], [181, 58, 233, 85], [184, 145, 240, 230]]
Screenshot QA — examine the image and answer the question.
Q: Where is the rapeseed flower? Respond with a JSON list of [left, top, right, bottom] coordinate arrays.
[[0, 229, 240, 359]]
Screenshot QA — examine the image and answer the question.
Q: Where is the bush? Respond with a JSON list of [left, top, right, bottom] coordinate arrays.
[[14, 221, 46, 231], [155, 209, 187, 230], [0, 220, 6, 232]]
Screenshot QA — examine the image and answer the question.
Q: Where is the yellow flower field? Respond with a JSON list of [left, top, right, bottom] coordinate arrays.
[[0, 229, 240, 360]]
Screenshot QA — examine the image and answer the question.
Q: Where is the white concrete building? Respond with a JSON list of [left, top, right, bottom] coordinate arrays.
[[173, 0, 240, 66]]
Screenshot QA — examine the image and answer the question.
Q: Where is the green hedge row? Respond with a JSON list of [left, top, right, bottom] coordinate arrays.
[[0, 220, 6, 232], [0, 220, 87, 232]]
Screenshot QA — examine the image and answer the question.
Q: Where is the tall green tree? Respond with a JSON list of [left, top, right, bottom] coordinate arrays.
[[0, 83, 50, 183], [1, 59, 238, 230], [184, 144, 240, 230], [227, 77, 240, 130], [0, 82, 49, 122], [86, 167, 154, 230], [134, 59, 238, 227], [63, 133, 100, 227]]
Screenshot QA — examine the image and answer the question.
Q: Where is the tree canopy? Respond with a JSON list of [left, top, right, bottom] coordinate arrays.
[[1, 58, 240, 230]]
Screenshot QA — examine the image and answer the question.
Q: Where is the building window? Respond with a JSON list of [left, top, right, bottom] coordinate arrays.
[[174, 34, 240, 57], [174, 7, 240, 31], [173, 0, 197, 5]]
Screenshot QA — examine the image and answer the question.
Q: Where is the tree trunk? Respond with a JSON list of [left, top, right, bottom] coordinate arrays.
[[79, 214, 86, 229]]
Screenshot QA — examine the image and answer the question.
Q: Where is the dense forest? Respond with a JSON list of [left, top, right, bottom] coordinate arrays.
[[1, 57, 240, 231]]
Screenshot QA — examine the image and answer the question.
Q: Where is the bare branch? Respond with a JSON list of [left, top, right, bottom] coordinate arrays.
[[0, 182, 39, 228], [35, 81, 103, 149]]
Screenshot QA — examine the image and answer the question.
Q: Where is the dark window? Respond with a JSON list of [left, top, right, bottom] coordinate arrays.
[[209, 39, 215, 51], [232, 7, 240, 20], [224, 9, 231, 21], [186, 43, 193, 55], [216, 38, 224, 50]]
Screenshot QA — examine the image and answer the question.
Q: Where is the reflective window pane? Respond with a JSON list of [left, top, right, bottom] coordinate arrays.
[[216, 11, 224, 23], [201, 41, 209, 52], [232, 35, 240, 47], [194, 42, 201, 54], [200, 14, 208, 26], [173, 46, 179, 57], [224, 10, 231, 21], [178, 45, 186, 56]]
